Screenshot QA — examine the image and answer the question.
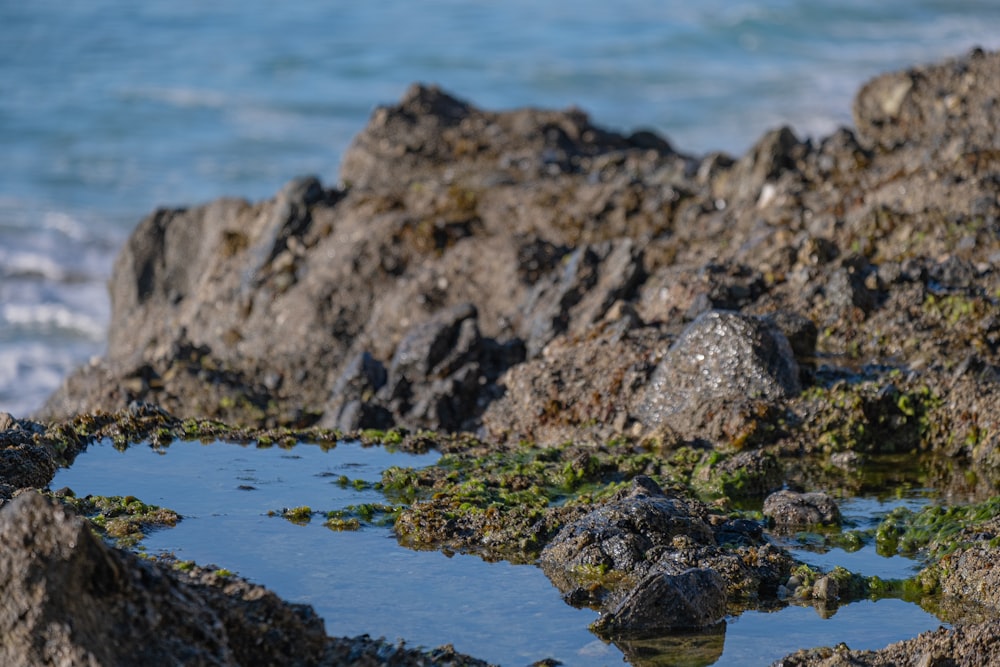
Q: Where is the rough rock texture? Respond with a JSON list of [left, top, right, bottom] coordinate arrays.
[[0, 492, 491, 667], [0, 491, 324, 667], [539, 476, 793, 635], [637, 310, 800, 441], [26, 47, 1000, 666], [775, 619, 1000, 667], [763, 490, 843, 530], [0, 413, 55, 502], [592, 568, 727, 637]]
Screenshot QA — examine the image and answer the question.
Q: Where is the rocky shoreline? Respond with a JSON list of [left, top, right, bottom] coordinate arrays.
[[4, 48, 1000, 665]]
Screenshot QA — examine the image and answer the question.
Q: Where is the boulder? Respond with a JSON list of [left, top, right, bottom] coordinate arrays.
[[637, 310, 800, 441], [592, 568, 727, 637], [540, 476, 793, 629], [763, 490, 842, 530]]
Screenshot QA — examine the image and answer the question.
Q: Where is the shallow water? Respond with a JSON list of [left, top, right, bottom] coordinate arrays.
[[53, 440, 945, 666], [784, 494, 931, 580]]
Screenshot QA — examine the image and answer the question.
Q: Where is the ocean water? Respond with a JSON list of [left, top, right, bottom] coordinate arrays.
[[2, 1, 1000, 416]]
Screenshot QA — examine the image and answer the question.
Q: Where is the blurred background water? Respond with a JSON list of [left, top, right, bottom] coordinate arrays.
[[2, 0, 999, 416]]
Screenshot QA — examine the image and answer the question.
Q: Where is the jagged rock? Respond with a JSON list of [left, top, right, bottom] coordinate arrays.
[[0, 416, 55, 494], [540, 477, 793, 620], [592, 568, 727, 637], [519, 239, 645, 358]]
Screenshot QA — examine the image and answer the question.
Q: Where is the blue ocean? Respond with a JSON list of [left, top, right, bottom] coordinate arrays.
[[2, 1, 999, 415]]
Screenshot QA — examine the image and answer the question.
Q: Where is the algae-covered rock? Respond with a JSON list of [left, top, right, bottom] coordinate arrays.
[[28, 47, 1000, 667], [540, 476, 793, 628]]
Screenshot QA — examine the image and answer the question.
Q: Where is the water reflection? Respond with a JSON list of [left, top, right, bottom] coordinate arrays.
[[52, 439, 946, 666]]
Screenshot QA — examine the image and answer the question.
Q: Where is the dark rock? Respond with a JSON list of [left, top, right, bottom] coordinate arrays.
[[383, 302, 480, 395], [592, 568, 727, 637], [763, 490, 842, 530], [319, 351, 388, 430], [0, 418, 56, 493], [540, 476, 716, 583], [769, 311, 818, 364], [540, 477, 793, 618], [777, 617, 1000, 667]]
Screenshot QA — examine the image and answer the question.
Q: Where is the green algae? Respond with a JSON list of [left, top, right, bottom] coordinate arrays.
[[875, 496, 1000, 560], [275, 505, 314, 525], [56, 491, 180, 548], [796, 380, 938, 457]]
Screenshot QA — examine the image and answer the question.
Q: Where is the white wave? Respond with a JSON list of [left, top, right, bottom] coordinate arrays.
[[124, 85, 230, 109], [0, 341, 97, 417], [0, 303, 106, 341]]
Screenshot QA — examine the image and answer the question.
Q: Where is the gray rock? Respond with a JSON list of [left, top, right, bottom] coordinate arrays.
[[541, 476, 793, 618], [0, 420, 56, 493], [637, 310, 800, 440], [519, 239, 645, 359], [763, 490, 842, 530], [539, 476, 716, 584]]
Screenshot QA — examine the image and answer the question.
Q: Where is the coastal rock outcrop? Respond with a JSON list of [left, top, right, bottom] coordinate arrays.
[[0, 491, 492, 667], [27, 47, 1000, 667]]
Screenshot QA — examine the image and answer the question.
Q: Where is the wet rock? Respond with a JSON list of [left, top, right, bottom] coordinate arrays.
[[693, 449, 784, 499], [937, 546, 1000, 610], [0, 417, 56, 493], [540, 476, 793, 619], [0, 491, 494, 667], [540, 476, 716, 583], [763, 490, 842, 530], [777, 618, 1000, 667], [812, 575, 840, 602], [592, 568, 727, 637], [637, 310, 800, 441]]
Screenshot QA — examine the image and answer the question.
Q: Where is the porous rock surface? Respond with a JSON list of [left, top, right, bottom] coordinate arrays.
[[763, 489, 842, 531]]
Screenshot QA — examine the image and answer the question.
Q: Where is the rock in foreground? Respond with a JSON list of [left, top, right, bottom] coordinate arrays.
[[0, 492, 491, 667]]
